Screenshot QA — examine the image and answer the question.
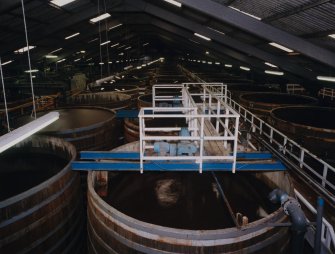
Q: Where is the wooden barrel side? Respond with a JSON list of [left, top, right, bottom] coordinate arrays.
[[0, 136, 84, 253]]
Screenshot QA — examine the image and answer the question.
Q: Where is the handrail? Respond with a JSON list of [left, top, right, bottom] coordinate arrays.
[[319, 87, 335, 100]]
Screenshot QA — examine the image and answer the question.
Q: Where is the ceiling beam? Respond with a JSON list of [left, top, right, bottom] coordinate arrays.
[[125, 0, 315, 81], [178, 0, 335, 68]]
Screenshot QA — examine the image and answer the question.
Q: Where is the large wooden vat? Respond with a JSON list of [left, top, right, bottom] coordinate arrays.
[[87, 142, 292, 254], [0, 136, 83, 253]]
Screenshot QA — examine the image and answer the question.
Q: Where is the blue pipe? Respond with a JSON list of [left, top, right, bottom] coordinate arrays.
[[269, 189, 308, 254]]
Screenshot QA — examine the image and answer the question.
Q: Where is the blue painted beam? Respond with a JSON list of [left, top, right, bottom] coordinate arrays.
[[115, 110, 139, 118], [71, 161, 286, 172], [79, 151, 273, 160]]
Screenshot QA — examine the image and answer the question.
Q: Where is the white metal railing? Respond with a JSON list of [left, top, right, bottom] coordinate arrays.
[[227, 96, 335, 201], [319, 87, 335, 101], [294, 189, 335, 252], [138, 83, 239, 173], [287, 83, 306, 94]]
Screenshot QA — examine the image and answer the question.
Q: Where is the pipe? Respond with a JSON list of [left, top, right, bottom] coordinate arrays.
[[314, 197, 324, 254], [269, 189, 308, 254]]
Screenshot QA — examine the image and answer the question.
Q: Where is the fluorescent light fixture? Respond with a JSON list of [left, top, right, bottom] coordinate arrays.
[[202, 60, 206, 64], [14, 46, 36, 54], [108, 61, 113, 64], [265, 62, 278, 68], [88, 38, 98, 43], [57, 59, 66, 63], [125, 46, 132, 50], [109, 23, 122, 30], [143, 42, 149, 46], [124, 65, 133, 70], [269, 42, 293, 53], [225, 64, 232, 68], [74, 58, 81, 62], [110, 43, 119, 48], [194, 33, 211, 41], [65, 32, 80, 40], [119, 52, 124, 56], [317, 76, 335, 82], [100, 41, 111, 46], [229, 6, 261, 20], [86, 58, 92, 61], [50, 0, 76, 7], [99, 62, 104, 65], [137, 66, 142, 69], [240, 66, 250, 71], [0, 112, 59, 154], [1, 60, 13, 66], [80, 50, 86, 53], [163, 0, 182, 7], [49, 48, 62, 54], [328, 34, 335, 39], [215, 62, 220, 65], [207, 27, 225, 35], [90, 13, 111, 23], [24, 69, 39, 73], [206, 51, 209, 55], [208, 61, 212, 65], [118, 45, 126, 49], [116, 60, 120, 63], [197, 60, 200, 63], [265, 70, 284, 76], [45, 55, 58, 59]]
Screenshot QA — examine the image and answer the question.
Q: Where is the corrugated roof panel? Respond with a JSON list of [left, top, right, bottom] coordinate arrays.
[[271, 3, 335, 35], [230, 0, 314, 20]]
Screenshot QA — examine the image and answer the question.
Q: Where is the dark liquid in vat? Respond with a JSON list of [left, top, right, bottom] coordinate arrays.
[[99, 172, 278, 230]]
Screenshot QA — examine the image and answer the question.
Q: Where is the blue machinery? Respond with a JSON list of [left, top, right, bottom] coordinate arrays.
[[72, 83, 286, 173]]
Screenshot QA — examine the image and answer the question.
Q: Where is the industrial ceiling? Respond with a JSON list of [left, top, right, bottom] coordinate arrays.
[[1, 0, 335, 87]]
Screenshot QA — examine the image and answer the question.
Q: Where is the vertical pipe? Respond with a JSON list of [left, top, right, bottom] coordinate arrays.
[[314, 197, 324, 254]]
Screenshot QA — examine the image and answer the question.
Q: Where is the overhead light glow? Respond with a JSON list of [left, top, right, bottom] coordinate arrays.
[[240, 66, 250, 71], [225, 64, 232, 68], [124, 65, 133, 70], [100, 41, 111, 46], [269, 42, 293, 53], [14, 46, 36, 54], [65, 32, 80, 40], [207, 27, 225, 35], [163, 0, 182, 7], [45, 55, 58, 59], [88, 38, 98, 43], [109, 23, 122, 30], [80, 50, 86, 53], [143, 42, 149, 46], [137, 66, 142, 69], [24, 69, 39, 73], [90, 13, 111, 24], [328, 34, 335, 39], [229, 6, 261, 20], [119, 52, 124, 56], [1, 60, 13, 66], [317, 76, 335, 82], [110, 43, 119, 48], [194, 33, 211, 41], [265, 62, 278, 68], [207, 61, 212, 65], [215, 62, 220, 65], [125, 46, 132, 50], [118, 45, 126, 49], [74, 58, 81, 62], [0, 112, 59, 154], [57, 59, 66, 63], [206, 51, 209, 55], [49, 48, 62, 54], [99, 62, 104, 65], [265, 70, 284, 76], [50, 0, 76, 7]]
